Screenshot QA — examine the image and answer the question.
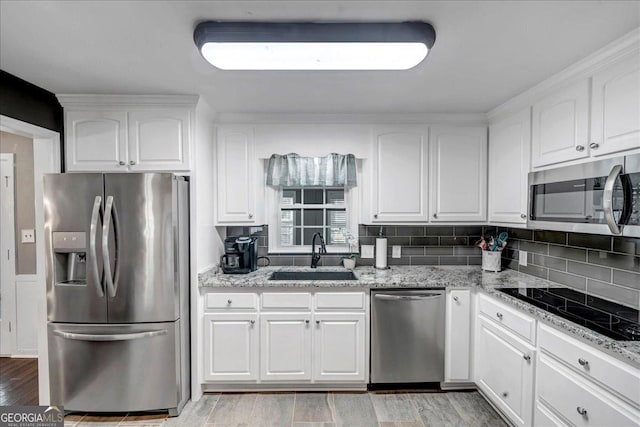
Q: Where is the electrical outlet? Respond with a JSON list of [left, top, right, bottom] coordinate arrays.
[[392, 245, 402, 258], [519, 250, 528, 266], [361, 245, 375, 259], [21, 229, 35, 243]]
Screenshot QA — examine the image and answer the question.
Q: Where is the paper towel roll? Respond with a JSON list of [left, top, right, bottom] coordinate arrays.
[[376, 238, 387, 269]]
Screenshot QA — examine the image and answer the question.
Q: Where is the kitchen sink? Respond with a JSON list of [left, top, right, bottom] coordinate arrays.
[[269, 271, 358, 281]]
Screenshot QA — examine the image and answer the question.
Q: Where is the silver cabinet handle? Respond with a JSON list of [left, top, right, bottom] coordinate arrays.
[[227, 299, 232, 305], [102, 196, 120, 298], [589, 142, 599, 150], [250, 320, 255, 325], [575, 145, 585, 152], [248, 213, 253, 219], [53, 329, 166, 341], [374, 214, 378, 219], [577, 407, 587, 416], [453, 296, 459, 302], [496, 312, 503, 320], [523, 354, 531, 362], [433, 213, 438, 219], [118, 160, 126, 166], [375, 293, 443, 301], [88, 196, 104, 297], [603, 164, 623, 235], [578, 358, 589, 367], [520, 214, 527, 219], [129, 160, 136, 165], [316, 320, 320, 325], [305, 319, 310, 324], [502, 392, 508, 398]]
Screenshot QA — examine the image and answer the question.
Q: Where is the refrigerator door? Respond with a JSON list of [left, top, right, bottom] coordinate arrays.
[[48, 321, 181, 412], [44, 174, 107, 323], [104, 173, 178, 322]]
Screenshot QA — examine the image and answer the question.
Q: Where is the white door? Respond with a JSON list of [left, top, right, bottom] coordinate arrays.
[[203, 313, 259, 381], [430, 126, 487, 221], [371, 127, 429, 222], [475, 318, 535, 427], [216, 126, 257, 224], [445, 290, 471, 382], [590, 51, 640, 156], [127, 109, 190, 171], [313, 313, 366, 382], [488, 108, 531, 224], [531, 79, 590, 167], [65, 111, 127, 172], [0, 153, 16, 356], [260, 313, 312, 381]]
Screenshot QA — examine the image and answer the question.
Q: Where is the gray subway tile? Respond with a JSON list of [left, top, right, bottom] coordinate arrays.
[[410, 256, 439, 265], [518, 241, 549, 255], [440, 236, 469, 246], [507, 227, 534, 241], [534, 230, 567, 245], [613, 237, 640, 256], [269, 256, 294, 266], [518, 264, 548, 279], [568, 233, 612, 251], [387, 237, 411, 246], [532, 254, 567, 271], [320, 256, 343, 267], [395, 226, 425, 236], [567, 261, 612, 282], [548, 245, 587, 262], [389, 257, 410, 265], [469, 256, 482, 265], [548, 270, 587, 291], [411, 236, 439, 246], [454, 246, 482, 256], [424, 226, 454, 236], [587, 279, 640, 310], [425, 247, 453, 255], [401, 247, 424, 256], [587, 250, 640, 272], [612, 270, 640, 290], [439, 256, 468, 265], [454, 226, 483, 236]]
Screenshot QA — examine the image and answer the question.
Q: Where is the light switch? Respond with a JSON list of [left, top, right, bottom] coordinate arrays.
[[519, 250, 528, 266], [361, 245, 375, 259], [392, 245, 402, 258], [21, 229, 35, 243]]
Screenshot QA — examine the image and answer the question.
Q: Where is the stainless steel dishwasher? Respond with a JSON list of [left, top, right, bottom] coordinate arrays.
[[371, 289, 445, 384]]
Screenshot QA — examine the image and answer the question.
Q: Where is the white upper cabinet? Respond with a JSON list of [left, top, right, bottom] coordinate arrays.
[[65, 111, 127, 172], [60, 95, 195, 173], [215, 126, 258, 224], [370, 127, 429, 222], [488, 108, 531, 224], [430, 126, 487, 222], [127, 109, 190, 171], [531, 78, 591, 168], [590, 50, 640, 157]]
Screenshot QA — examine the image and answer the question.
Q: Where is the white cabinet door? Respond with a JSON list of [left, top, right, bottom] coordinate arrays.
[[127, 109, 190, 171], [445, 289, 471, 382], [313, 313, 366, 382], [371, 128, 429, 222], [216, 126, 257, 224], [532, 79, 590, 167], [476, 317, 535, 427], [430, 126, 487, 222], [488, 108, 531, 224], [590, 50, 640, 156], [203, 313, 259, 381], [65, 111, 127, 172], [260, 313, 312, 381]]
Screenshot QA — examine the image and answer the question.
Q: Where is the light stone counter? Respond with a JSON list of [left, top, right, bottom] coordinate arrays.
[[198, 265, 640, 367]]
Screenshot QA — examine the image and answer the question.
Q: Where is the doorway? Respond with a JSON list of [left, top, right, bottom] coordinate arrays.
[[0, 153, 16, 356]]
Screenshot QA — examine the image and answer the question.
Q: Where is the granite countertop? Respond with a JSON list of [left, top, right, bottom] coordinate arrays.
[[198, 265, 640, 367]]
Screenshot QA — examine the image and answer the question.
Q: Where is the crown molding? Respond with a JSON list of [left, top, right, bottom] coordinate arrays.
[[214, 112, 488, 125], [56, 94, 200, 109], [487, 27, 640, 121]]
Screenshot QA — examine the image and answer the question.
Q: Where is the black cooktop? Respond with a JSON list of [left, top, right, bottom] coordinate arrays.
[[498, 287, 640, 341]]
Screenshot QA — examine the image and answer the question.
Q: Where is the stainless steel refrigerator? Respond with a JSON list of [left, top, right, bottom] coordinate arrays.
[[44, 173, 190, 415]]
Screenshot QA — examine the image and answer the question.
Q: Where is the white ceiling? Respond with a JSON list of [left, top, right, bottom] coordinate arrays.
[[1, 1, 639, 115]]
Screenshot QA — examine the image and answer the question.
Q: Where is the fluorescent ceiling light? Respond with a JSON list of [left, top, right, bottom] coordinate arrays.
[[194, 21, 436, 71]]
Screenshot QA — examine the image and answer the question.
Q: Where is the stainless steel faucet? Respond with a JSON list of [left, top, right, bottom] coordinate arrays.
[[311, 232, 327, 268]]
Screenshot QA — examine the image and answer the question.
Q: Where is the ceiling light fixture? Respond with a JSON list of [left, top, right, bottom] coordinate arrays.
[[193, 21, 436, 71]]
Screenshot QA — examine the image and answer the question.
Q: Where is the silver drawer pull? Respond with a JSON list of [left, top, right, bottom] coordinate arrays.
[[305, 320, 310, 324], [578, 358, 589, 367], [589, 142, 599, 150], [577, 407, 587, 416], [502, 392, 508, 398], [250, 320, 255, 325], [316, 320, 320, 325], [452, 296, 459, 302], [227, 299, 232, 305], [496, 312, 503, 320], [575, 145, 585, 152], [523, 354, 531, 362]]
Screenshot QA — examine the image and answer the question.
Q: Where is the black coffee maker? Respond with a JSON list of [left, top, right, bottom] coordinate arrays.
[[221, 236, 258, 274]]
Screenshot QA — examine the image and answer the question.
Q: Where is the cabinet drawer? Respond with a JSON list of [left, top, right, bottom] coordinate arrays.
[[539, 324, 640, 406], [261, 293, 311, 310], [205, 293, 258, 310], [537, 355, 639, 427], [478, 293, 536, 343], [315, 292, 365, 310], [535, 402, 568, 427]]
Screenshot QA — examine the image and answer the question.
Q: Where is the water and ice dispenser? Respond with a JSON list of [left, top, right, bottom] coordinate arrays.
[[52, 232, 87, 285]]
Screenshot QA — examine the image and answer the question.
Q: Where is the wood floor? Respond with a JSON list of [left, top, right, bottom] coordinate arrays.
[[63, 391, 508, 427], [0, 357, 39, 406]]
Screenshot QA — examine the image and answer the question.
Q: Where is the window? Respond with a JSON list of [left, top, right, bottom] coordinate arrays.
[[279, 187, 347, 247]]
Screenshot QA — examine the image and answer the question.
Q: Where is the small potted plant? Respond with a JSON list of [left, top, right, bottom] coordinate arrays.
[[341, 229, 358, 269]]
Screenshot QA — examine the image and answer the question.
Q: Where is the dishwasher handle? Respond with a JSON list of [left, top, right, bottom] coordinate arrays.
[[374, 292, 443, 301]]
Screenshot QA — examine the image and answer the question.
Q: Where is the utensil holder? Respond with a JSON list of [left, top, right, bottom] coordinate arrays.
[[482, 250, 501, 272]]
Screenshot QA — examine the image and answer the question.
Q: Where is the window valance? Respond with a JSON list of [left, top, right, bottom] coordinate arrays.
[[266, 153, 357, 187]]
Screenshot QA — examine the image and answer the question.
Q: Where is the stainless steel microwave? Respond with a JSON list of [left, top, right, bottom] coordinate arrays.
[[528, 154, 640, 237]]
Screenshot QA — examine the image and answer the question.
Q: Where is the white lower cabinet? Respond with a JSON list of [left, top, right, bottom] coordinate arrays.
[[260, 313, 312, 381], [445, 289, 472, 383], [475, 316, 535, 427], [313, 313, 366, 382], [203, 313, 259, 381]]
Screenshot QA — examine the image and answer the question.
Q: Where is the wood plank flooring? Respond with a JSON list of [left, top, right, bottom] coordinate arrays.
[[63, 391, 508, 427], [0, 357, 39, 406]]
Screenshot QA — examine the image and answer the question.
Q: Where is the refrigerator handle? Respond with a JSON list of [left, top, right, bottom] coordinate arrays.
[[88, 196, 104, 297], [102, 196, 121, 298]]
